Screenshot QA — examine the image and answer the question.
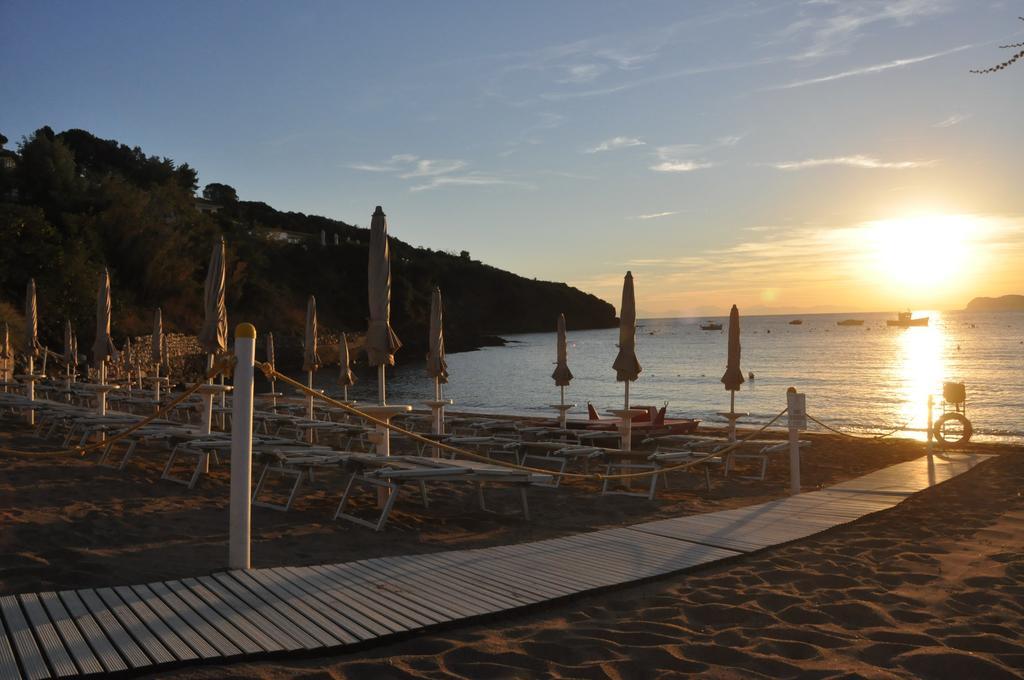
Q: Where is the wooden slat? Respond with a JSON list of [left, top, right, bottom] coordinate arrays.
[[412, 551, 567, 602], [375, 555, 530, 610], [158, 581, 263, 655], [244, 569, 371, 642], [0, 594, 50, 680], [326, 562, 462, 623], [17, 594, 76, 678], [224, 571, 348, 647], [37, 593, 104, 676], [352, 558, 487, 619], [210, 573, 326, 649], [119, 585, 219, 660], [93, 587, 175, 665], [0, 604, 25, 680], [56, 591, 130, 673], [303, 564, 438, 629], [190, 577, 303, 652], [139, 583, 240, 659]]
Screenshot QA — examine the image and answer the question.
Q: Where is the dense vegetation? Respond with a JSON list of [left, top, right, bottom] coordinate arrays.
[[0, 127, 615, 363]]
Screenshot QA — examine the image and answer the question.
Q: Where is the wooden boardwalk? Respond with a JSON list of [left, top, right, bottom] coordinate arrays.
[[0, 452, 991, 678]]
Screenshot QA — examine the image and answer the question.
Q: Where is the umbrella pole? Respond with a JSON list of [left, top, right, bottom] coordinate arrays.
[[378, 364, 386, 406], [153, 363, 161, 406], [26, 355, 35, 425], [342, 385, 348, 403], [98, 361, 107, 417], [306, 370, 315, 443], [560, 385, 566, 429], [623, 381, 631, 452]]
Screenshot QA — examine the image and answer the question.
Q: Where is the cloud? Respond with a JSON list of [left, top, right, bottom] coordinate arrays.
[[650, 161, 713, 173], [768, 44, 971, 89], [585, 136, 646, 153], [770, 155, 935, 170], [933, 113, 971, 128], [557, 63, 608, 83], [409, 174, 529, 192], [398, 159, 467, 178], [632, 211, 678, 220]]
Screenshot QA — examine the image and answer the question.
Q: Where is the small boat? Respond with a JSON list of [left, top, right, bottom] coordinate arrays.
[[788, 320, 803, 325], [886, 311, 929, 327], [837, 319, 865, 326], [700, 321, 722, 331]]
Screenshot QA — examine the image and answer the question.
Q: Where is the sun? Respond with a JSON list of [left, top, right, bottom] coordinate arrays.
[[863, 214, 976, 292]]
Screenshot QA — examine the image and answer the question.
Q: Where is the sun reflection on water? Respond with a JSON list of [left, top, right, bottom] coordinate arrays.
[[893, 311, 945, 440]]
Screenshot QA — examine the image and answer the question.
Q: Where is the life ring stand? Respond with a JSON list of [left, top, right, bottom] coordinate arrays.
[[932, 412, 972, 446]]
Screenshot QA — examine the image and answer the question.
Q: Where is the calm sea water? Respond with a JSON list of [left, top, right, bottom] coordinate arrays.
[[309, 311, 1023, 445]]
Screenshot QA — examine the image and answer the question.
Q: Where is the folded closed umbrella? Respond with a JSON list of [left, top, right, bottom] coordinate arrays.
[[266, 331, 276, 371], [199, 237, 228, 355], [303, 295, 321, 372], [552, 313, 573, 387], [337, 332, 355, 388], [2, 322, 10, 362], [92, 269, 113, 366], [24, 279, 38, 359], [426, 287, 448, 384], [612, 271, 641, 382], [721, 305, 744, 392], [366, 206, 402, 369], [64, 320, 75, 369]]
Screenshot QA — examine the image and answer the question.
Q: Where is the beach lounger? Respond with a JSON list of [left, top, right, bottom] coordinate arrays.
[[251, 446, 348, 511], [334, 454, 551, 531]]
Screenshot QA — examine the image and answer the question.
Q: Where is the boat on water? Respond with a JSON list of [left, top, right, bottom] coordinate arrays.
[[788, 320, 803, 325], [837, 319, 865, 326], [887, 311, 929, 327], [700, 321, 723, 331]]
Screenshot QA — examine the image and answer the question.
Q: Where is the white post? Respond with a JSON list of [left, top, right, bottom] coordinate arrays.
[[153, 363, 161, 406], [229, 323, 256, 570], [434, 377, 442, 434], [26, 355, 35, 425], [378, 364, 386, 405], [560, 386, 567, 429], [786, 388, 806, 494], [306, 370, 315, 443]]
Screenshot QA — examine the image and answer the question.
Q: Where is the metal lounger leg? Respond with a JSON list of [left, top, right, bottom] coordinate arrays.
[[334, 475, 399, 531]]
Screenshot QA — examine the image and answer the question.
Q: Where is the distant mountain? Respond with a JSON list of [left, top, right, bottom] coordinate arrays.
[[965, 295, 1024, 312], [0, 126, 616, 361]]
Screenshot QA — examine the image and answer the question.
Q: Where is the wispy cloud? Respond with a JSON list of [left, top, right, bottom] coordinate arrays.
[[770, 155, 936, 170], [933, 113, 971, 128], [779, 0, 953, 60], [768, 44, 971, 89], [631, 211, 678, 220], [410, 173, 530, 192], [651, 161, 713, 173], [585, 136, 646, 153], [349, 154, 525, 192]]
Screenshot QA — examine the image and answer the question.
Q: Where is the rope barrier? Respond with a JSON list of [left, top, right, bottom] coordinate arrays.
[[257, 361, 790, 482], [0, 354, 234, 458], [806, 413, 913, 440]]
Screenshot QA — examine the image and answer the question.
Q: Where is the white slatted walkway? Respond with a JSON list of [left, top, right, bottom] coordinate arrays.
[[0, 452, 991, 678]]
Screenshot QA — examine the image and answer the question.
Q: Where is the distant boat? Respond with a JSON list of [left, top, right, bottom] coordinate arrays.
[[886, 311, 929, 327], [788, 319, 803, 325], [837, 319, 865, 326], [700, 321, 723, 331]]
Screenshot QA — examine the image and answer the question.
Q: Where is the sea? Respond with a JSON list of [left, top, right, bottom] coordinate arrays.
[[309, 311, 1023, 445]]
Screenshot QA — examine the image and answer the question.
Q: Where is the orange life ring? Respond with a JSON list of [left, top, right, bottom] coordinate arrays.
[[932, 412, 972, 446]]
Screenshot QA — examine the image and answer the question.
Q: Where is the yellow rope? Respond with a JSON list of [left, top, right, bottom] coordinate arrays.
[[806, 413, 913, 440], [258, 361, 789, 481], [0, 356, 233, 458]]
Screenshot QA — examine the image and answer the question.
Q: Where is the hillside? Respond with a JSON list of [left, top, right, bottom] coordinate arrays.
[[0, 127, 616, 363], [965, 295, 1024, 312]]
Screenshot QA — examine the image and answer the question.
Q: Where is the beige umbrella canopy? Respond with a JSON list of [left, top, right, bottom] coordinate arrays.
[[152, 308, 163, 364], [265, 331, 276, 371], [366, 206, 402, 368], [64, 320, 76, 370], [24, 278, 38, 359], [92, 269, 113, 366], [198, 237, 228, 355], [612, 271, 641, 382], [721, 305, 744, 393], [303, 295, 321, 372], [337, 332, 356, 388], [551, 313, 573, 387], [426, 287, 448, 384]]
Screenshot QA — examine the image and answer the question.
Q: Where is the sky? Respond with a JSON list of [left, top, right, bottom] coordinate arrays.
[[2, 0, 1022, 317]]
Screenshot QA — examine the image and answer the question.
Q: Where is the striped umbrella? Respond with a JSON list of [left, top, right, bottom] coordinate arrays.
[[24, 279, 38, 359]]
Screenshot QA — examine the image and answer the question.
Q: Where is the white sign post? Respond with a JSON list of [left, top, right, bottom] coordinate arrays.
[[229, 323, 256, 570], [786, 388, 806, 495]]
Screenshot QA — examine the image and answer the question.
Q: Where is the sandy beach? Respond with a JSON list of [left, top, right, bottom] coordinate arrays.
[[0, 412, 1019, 678], [149, 449, 1023, 680]]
